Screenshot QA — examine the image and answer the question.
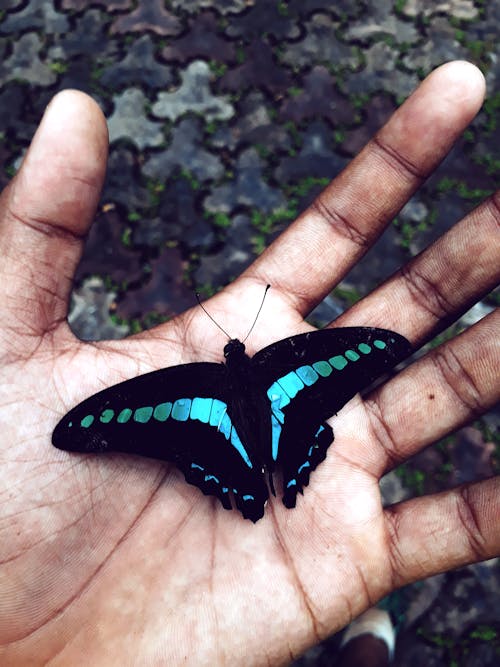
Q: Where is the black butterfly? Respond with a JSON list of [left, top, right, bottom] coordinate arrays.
[[52, 327, 411, 522]]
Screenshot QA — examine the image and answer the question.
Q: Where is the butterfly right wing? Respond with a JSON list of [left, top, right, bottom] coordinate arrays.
[[52, 362, 268, 521], [252, 327, 412, 507]]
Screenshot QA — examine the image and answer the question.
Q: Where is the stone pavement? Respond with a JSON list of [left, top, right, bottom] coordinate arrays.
[[0, 1, 498, 664]]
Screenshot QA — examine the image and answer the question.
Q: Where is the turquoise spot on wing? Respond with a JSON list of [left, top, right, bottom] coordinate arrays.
[[298, 461, 311, 474], [117, 408, 132, 424], [100, 409, 114, 423], [230, 427, 253, 468], [191, 463, 204, 471], [190, 397, 212, 423], [81, 415, 94, 428], [269, 394, 285, 424], [219, 412, 232, 439], [277, 371, 304, 398], [134, 406, 153, 423], [374, 339, 387, 350], [345, 349, 360, 362], [358, 343, 371, 354], [315, 424, 325, 437], [68, 421, 73, 428], [205, 474, 219, 483], [153, 402, 172, 421], [172, 398, 191, 421], [209, 399, 226, 427], [243, 494, 255, 501], [271, 414, 281, 461], [296, 365, 319, 386], [205, 399, 253, 468], [286, 479, 297, 488], [313, 360, 333, 377], [267, 382, 290, 409], [329, 355, 348, 370]]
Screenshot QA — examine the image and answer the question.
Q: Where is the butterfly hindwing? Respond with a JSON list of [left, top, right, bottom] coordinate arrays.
[[52, 362, 269, 521], [251, 328, 412, 505]]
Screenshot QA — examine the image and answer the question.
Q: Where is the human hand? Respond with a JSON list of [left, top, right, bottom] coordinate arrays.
[[0, 61, 498, 665]]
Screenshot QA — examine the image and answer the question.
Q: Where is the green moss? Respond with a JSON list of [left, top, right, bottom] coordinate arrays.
[[435, 177, 493, 202], [288, 176, 330, 198], [287, 86, 303, 98], [195, 283, 217, 298], [470, 626, 497, 641], [49, 61, 69, 74], [208, 60, 228, 78], [417, 623, 500, 665], [208, 212, 232, 229], [332, 285, 361, 308], [236, 46, 246, 64], [395, 464, 425, 495], [277, 1, 289, 16], [178, 169, 200, 190], [121, 227, 132, 247], [251, 206, 297, 234], [205, 120, 218, 134]]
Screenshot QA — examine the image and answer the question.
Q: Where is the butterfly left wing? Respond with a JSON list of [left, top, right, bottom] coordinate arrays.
[[251, 327, 412, 507], [52, 362, 269, 521]]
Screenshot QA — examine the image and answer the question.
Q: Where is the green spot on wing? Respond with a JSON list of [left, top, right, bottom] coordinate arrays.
[[134, 406, 154, 423], [81, 415, 94, 428], [153, 402, 172, 421], [345, 349, 360, 361], [172, 398, 191, 421], [100, 409, 114, 423], [358, 343, 371, 354], [117, 408, 132, 423], [329, 355, 347, 370], [313, 360, 332, 377], [374, 339, 387, 350], [296, 365, 319, 386]]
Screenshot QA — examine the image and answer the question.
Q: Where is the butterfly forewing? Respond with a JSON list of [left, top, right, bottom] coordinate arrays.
[[52, 361, 268, 521]]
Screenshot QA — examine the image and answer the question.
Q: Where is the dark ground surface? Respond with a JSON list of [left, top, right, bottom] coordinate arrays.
[[0, 1, 499, 665]]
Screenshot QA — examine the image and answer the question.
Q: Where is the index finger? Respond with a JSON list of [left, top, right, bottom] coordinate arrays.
[[242, 61, 486, 315]]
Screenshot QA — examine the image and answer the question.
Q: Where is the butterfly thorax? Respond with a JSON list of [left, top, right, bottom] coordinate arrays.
[[223, 338, 254, 388], [223, 338, 246, 361], [223, 338, 271, 465], [223, 338, 253, 389]]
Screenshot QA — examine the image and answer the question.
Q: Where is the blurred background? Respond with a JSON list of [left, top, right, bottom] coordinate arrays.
[[0, 1, 498, 664]]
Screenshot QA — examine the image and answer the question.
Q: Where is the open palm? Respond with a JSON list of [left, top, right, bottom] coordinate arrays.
[[1, 62, 499, 665]]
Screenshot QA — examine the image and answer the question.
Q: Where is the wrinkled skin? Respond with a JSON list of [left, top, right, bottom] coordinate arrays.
[[0, 62, 498, 665]]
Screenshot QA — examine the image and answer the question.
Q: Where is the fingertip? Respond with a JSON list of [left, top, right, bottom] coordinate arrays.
[[43, 88, 109, 145], [10, 89, 108, 237], [427, 60, 486, 113], [31, 88, 109, 184]]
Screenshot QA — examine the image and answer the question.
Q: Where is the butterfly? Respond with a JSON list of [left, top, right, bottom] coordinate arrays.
[[52, 321, 411, 522]]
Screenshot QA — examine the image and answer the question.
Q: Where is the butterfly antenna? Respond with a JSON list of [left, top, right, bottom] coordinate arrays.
[[196, 293, 231, 339], [242, 284, 271, 343]]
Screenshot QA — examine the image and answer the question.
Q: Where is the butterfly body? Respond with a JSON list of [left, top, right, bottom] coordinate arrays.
[[52, 327, 412, 522]]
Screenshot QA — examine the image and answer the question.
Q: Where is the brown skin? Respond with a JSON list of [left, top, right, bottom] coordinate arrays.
[[0, 61, 498, 665]]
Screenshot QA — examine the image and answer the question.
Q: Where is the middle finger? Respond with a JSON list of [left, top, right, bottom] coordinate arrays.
[[244, 62, 486, 315]]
